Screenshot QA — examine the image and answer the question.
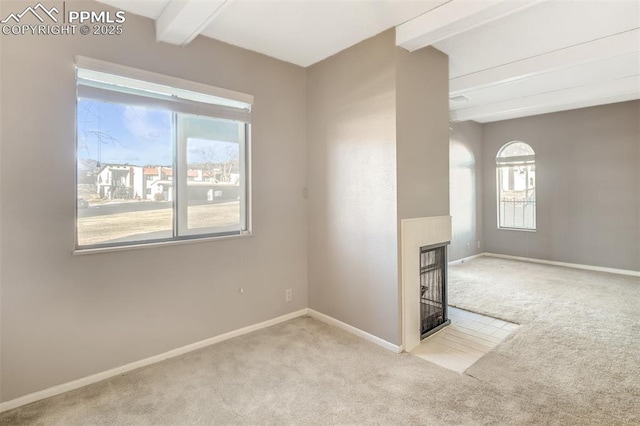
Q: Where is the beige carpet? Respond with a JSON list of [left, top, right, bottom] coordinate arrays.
[[2, 257, 639, 425], [448, 256, 640, 425]]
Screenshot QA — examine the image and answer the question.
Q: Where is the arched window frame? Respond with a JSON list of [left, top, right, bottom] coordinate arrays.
[[496, 141, 536, 231]]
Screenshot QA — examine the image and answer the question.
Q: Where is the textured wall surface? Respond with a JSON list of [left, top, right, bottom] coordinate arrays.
[[306, 31, 400, 344], [395, 46, 450, 222], [449, 121, 484, 261], [307, 32, 450, 345]]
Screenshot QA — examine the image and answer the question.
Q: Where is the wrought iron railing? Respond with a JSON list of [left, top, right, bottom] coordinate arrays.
[[499, 198, 536, 229]]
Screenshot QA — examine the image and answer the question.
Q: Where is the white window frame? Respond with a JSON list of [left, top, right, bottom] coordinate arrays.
[[496, 141, 536, 232], [74, 57, 253, 253]]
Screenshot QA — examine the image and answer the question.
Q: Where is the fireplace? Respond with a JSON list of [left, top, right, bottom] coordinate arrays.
[[420, 243, 450, 338], [400, 215, 451, 352]]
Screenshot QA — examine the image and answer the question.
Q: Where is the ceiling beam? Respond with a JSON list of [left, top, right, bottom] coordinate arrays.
[[464, 92, 640, 123], [451, 76, 640, 123], [156, 0, 231, 46], [396, 0, 541, 52], [451, 52, 640, 110], [451, 29, 640, 95]]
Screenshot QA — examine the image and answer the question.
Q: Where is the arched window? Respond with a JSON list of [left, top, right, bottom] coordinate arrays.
[[496, 141, 536, 230]]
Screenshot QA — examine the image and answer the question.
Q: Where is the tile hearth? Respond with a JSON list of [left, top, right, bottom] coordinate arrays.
[[410, 307, 519, 373]]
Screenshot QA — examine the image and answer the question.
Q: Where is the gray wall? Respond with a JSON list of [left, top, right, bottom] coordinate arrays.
[[482, 101, 640, 271], [306, 32, 450, 345], [0, 1, 308, 402], [395, 47, 450, 221], [449, 121, 484, 261], [306, 31, 400, 344]]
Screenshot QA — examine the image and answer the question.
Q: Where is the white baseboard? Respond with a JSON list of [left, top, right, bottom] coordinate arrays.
[[484, 253, 640, 277], [448, 253, 485, 266], [307, 309, 403, 354], [0, 309, 308, 413]]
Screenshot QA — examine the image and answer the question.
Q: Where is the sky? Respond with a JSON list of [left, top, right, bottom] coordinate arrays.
[[77, 99, 240, 167]]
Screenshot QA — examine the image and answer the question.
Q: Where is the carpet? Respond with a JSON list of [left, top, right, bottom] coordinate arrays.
[[448, 257, 640, 425], [1, 257, 638, 425]]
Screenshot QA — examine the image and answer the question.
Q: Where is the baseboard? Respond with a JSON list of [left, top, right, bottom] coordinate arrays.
[[0, 308, 308, 413], [484, 253, 640, 277], [307, 309, 403, 354], [448, 253, 485, 266]]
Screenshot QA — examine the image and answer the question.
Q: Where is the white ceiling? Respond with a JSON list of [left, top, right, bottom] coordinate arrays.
[[98, 0, 448, 65], [430, 0, 640, 122], [97, 0, 640, 123], [199, 1, 448, 67]]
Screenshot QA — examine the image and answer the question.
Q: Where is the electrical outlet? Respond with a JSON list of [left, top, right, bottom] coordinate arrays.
[[285, 288, 292, 302], [466, 243, 470, 251], [477, 241, 481, 249]]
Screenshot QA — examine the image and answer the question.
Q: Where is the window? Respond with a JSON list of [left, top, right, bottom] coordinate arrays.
[[496, 141, 536, 230], [75, 57, 252, 250]]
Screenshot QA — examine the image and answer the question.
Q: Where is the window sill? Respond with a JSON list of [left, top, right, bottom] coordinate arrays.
[[73, 231, 253, 256]]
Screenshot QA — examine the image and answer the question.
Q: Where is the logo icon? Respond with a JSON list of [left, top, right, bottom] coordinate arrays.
[[1, 2, 59, 24]]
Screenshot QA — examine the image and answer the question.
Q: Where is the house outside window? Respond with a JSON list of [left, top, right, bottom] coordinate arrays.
[[496, 141, 536, 230], [75, 57, 252, 250]]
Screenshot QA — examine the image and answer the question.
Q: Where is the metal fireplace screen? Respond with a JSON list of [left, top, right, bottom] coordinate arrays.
[[420, 244, 449, 338]]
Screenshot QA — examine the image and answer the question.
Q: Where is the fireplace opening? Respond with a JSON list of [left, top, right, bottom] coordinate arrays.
[[420, 243, 450, 339]]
